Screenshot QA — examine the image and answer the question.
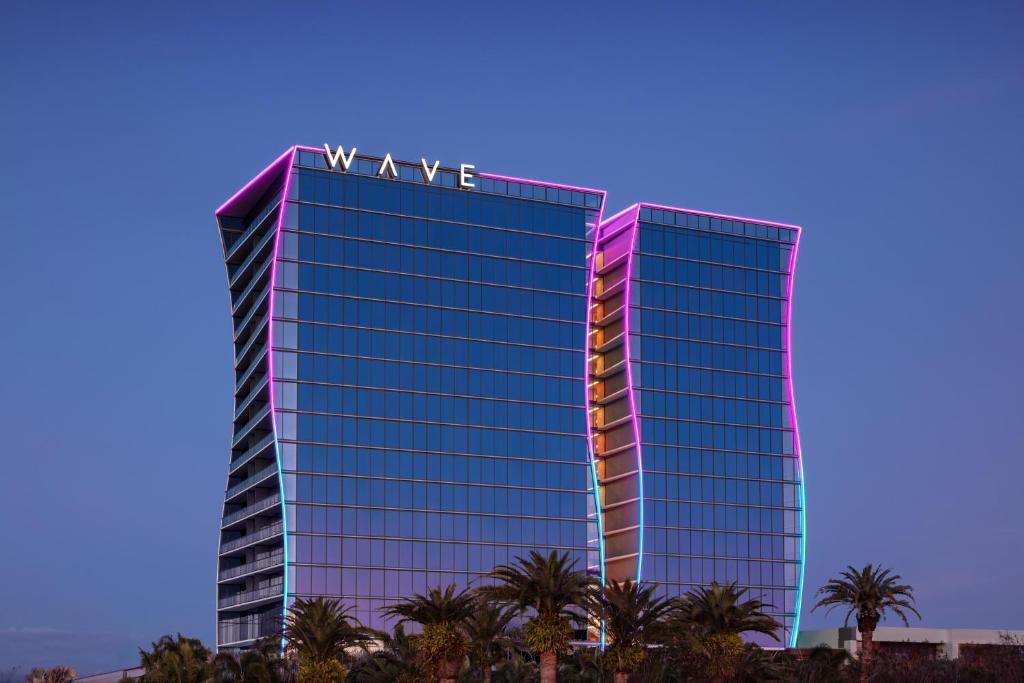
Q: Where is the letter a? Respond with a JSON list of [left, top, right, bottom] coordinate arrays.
[[378, 153, 398, 178], [323, 144, 357, 171], [420, 158, 440, 183]]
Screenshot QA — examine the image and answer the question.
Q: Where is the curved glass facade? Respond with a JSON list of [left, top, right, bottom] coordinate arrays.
[[216, 147, 604, 647], [214, 148, 803, 649]]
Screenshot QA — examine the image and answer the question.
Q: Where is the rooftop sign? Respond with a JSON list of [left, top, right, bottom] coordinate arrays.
[[322, 144, 475, 189]]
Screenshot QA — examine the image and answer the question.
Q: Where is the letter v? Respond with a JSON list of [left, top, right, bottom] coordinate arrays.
[[420, 159, 440, 183]]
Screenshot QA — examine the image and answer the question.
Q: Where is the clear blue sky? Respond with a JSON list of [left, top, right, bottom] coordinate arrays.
[[1, 0, 1022, 672]]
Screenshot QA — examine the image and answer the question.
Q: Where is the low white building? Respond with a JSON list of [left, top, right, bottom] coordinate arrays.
[[798, 626, 1024, 660]]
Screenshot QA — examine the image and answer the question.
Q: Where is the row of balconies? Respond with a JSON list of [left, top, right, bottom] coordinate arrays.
[[218, 582, 282, 610], [224, 463, 278, 503], [221, 493, 280, 529], [227, 214, 276, 288], [218, 550, 284, 582], [225, 198, 280, 266], [219, 521, 283, 556]]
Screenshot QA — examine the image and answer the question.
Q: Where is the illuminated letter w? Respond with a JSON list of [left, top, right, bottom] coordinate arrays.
[[323, 144, 357, 171]]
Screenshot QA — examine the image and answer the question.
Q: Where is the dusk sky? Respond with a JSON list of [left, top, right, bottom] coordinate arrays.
[[2, 0, 1022, 673]]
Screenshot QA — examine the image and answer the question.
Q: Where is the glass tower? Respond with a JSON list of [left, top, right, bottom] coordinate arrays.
[[585, 203, 804, 645], [214, 146, 605, 648], [214, 147, 803, 649]]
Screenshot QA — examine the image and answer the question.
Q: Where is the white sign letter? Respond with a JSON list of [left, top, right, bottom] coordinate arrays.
[[459, 163, 476, 189], [378, 153, 398, 178], [420, 158, 440, 184], [323, 144, 357, 171]]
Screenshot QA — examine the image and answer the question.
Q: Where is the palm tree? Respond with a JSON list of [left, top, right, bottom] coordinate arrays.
[[285, 597, 370, 682], [812, 564, 920, 680], [669, 582, 781, 683], [135, 634, 213, 683], [677, 582, 781, 640], [600, 580, 672, 683], [464, 598, 517, 683], [383, 584, 477, 683], [480, 550, 598, 683]]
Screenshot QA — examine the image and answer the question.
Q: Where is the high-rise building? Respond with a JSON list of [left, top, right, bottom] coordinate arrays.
[[214, 145, 803, 649], [586, 203, 803, 645]]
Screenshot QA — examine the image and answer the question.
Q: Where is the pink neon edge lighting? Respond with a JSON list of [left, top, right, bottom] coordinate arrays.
[[216, 147, 295, 217], [782, 229, 805, 647], [582, 195, 609, 591], [641, 201, 802, 232], [588, 203, 645, 582], [619, 205, 645, 582]]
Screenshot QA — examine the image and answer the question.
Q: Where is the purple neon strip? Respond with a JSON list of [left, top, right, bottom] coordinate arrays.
[[580, 191, 609, 645], [265, 146, 298, 639], [600, 203, 641, 226], [641, 201, 802, 232], [216, 147, 295, 218], [588, 204, 645, 582], [619, 205, 645, 582], [782, 228, 805, 647]]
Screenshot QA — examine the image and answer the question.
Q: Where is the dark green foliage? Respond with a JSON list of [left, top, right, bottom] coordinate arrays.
[[490, 654, 538, 683], [136, 634, 214, 683], [557, 649, 606, 683], [211, 637, 291, 683], [464, 599, 518, 681], [788, 645, 855, 683]]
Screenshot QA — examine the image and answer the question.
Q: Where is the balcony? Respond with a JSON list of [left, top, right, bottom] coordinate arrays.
[[233, 313, 269, 366], [231, 255, 272, 315], [224, 463, 278, 503], [218, 583, 283, 610], [225, 200, 280, 264], [231, 404, 272, 448], [221, 493, 281, 529], [229, 225, 278, 290], [219, 521, 283, 555], [234, 345, 267, 391], [234, 376, 269, 420], [592, 266, 628, 301], [233, 291, 269, 343], [229, 432, 275, 475], [218, 551, 283, 582]]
